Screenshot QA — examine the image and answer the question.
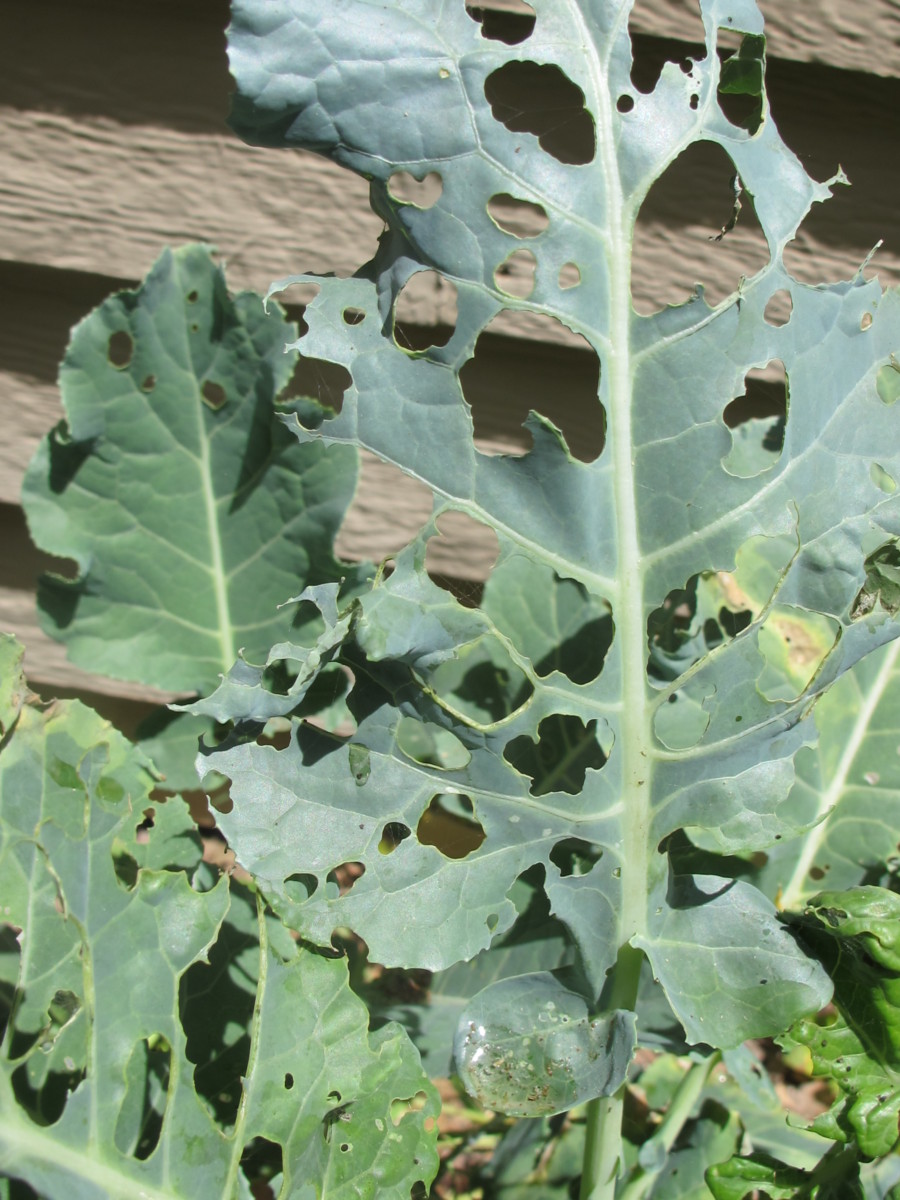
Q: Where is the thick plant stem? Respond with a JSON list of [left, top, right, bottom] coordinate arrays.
[[581, 1085, 630, 1200], [579, 946, 645, 1200], [581, 1087, 629, 1200]]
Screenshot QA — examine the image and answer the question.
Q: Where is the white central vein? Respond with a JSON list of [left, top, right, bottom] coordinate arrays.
[[571, 4, 652, 945]]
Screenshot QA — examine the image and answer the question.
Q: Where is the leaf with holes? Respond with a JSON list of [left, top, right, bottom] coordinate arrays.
[[209, 0, 900, 1132], [693, 550, 900, 908], [20, 244, 368, 785], [0, 635, 438, 1199]]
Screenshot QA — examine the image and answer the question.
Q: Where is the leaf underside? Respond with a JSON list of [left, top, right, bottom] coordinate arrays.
[[201, 0, 900, 1093]]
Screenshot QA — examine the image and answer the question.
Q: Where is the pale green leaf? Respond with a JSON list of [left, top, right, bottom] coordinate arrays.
[[0, 639, 438, 1199], [211, 0, 900, 1108]]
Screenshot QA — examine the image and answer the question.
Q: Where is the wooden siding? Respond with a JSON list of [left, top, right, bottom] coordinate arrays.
[[2, 0, 898, 701]]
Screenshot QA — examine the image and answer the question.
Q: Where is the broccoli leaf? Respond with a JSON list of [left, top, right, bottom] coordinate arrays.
[[0, 635, 438, 1199], [209, 0, 900, 1113], [21, 242, 359, 694]]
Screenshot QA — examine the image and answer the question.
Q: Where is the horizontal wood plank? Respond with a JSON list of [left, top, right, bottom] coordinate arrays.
[[3, 0, 897, 137], [2, 53, 898, 338], [629, 0, 900, 80]]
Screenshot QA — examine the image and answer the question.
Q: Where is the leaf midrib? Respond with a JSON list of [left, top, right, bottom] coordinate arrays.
[[193, 369, 236, 676], [572, 2, 652, 953]]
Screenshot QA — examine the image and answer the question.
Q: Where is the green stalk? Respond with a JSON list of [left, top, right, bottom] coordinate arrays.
[[618, 1052, 721, 1200], [579, 946, 645, 1200]]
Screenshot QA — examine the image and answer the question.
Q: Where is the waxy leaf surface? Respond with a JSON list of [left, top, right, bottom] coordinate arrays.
[[21, 244, 365, 699], [0, 637, 438, 1199], [210, 0, 900, 1092]]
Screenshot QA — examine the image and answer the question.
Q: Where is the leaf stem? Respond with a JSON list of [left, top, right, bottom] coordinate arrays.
[[579, 946, 645, 1200], [581, 1088, 629, 1200], [617, 1052, 721, 1200]]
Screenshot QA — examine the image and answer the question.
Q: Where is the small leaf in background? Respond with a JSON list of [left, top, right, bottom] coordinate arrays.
[[707, 1145, 865, 1200], [781, 888, 900, 1159], [21, 244, 370, 787]]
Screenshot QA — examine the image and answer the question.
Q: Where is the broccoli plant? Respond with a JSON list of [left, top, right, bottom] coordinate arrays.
[[4, 0, 900, 1197]]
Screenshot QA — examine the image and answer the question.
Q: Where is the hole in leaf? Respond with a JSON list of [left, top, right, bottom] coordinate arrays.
[[504, 716, 608, 796], [239, 1137, 283, 1197], [396, 715, 471, 770], [283, 873, 318, 902], [394, 270, 457, 348], [326, 862, 365, 896], [647, 572, 752, 685], [201, 380, 226, 411], [10, 1043, 81, 1127], [851, 540, 900, 619], [186, 289, 199, 303], [141, 374, 156, 391], [292, 357, 352, 417], [559, 262, 581, 289], [484, 61, 595, 164], [107, 330, 134, 369], [343, 307, 366, 325], [757, 606, 839, 701], [627, 0, 706, 95], [721, 361, 787, 478], [485, 558, 613, 685], [809, 865, 827, 881], [114, 1035, 171, 1160], [535, 574, 613, 684], [388, 170, 443, 208], [284, 1073, 294, 1089], [860, 311, 873, 331], [391, 1090, 430, 1126], [416, 794, 485, 858], [466, 1, 535, 43], [653, 689, 710, 750], [717, 30, 766, 134], [487, 193, 549, 238], [426, 510, 499, 592], [494, 248, 537, 299], [549, 838, 602, 877], [271, 279, 321, 308], [430, 634, 533, 723], [617, 94, 635, 113], [379, 822, 412, 854], [764, 288, 793, 327], [335, 450, 434, 563], [112, 842, 139, 890], [870, 462, 897, 494], [631, 141, 769, 313], [876, 358, 900, 406], [180, 892, 257, 1127], [135, 811, 153, 844], [459, 313, 603, 460]]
